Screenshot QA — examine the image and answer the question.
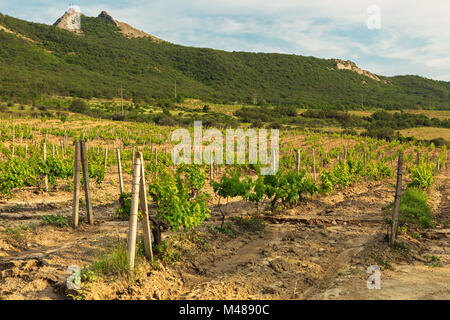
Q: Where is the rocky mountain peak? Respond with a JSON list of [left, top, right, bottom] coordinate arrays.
[[98, 11, 118, 26], [333, 59, 389, 83], [53, 7, 82, 33]]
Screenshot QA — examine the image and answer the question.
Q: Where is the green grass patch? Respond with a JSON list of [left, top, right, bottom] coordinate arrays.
[[231, 216, 265, 233], [3, 223, 38, 243], [152, 240, 180, 265], [386, 187, 433, 228], [91, 238, 130, 276], [207, 222, 238, 238], [40, 214, 69, 227], [423, 255, 443, 267]]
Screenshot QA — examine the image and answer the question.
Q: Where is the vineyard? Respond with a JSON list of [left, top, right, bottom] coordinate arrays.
[[0, 115, 448, 300]]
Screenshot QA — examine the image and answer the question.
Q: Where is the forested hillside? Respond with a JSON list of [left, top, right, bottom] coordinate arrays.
[[0, 12, 449, 109]]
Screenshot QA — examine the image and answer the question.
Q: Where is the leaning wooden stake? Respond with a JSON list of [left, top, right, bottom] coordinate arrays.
[[72, 141, 81, 228], [390, 152, 404, 247], [128, 155, 142, 270], [80, 140, 94, 225], [116, 148, 124, 194], [137, 152, 153, 263]]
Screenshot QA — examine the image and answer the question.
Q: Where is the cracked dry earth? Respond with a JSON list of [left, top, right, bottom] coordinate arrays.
[[0, 163, 448, 300]]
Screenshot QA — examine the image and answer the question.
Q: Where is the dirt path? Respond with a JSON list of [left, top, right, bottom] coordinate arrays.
[[307, 159, 450, 300]]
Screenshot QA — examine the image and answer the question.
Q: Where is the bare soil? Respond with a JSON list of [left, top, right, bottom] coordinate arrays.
[[0, 155, 448, 300]]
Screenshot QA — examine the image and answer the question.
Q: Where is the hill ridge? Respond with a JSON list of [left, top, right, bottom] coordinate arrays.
[[0, 11, 448, 108]]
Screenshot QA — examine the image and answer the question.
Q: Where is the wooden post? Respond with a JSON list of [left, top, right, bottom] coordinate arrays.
[[312, 149, 316, 181], [25, 144, 28, 158], [43, 142, 48, 192], [128, 155, 142, 270], [155, 149, 158, 164], [390, 152, 404, 247], [104, 147, 108, 171], [80, 140, 94, 225], [116, 148, 124, 194], [296, 149, 301, 172], [433, 158, 439, 176], [72, 141, 81, 228], [137, 152, 153, 263]]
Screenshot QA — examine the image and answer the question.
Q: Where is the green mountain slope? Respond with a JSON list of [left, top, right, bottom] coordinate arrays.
[[0, 12, 449, 109]]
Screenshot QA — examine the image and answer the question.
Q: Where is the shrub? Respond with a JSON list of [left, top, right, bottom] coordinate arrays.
[[69, 99, 89, 113], [153, 240, 180, 264], [116, 192, 142, 221], [409, 162, 434, 189]]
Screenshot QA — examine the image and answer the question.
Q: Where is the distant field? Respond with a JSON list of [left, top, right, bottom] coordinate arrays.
[[400, 127, 450, 141], [349, 109, 450, 120], [181, 99, 242, 116], [2, 99, 449, 143], [390, 110, 450, 120]]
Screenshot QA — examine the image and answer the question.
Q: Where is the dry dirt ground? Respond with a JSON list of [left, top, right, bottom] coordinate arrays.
[[0, 160, 448, 300]]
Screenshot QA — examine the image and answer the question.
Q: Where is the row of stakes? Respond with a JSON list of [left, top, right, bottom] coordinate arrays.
[[72, 140, 153, 270], [70, 139, 444, 269]]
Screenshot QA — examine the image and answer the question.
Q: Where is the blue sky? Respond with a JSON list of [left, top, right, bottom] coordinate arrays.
[[1, 0, 449, 81]]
